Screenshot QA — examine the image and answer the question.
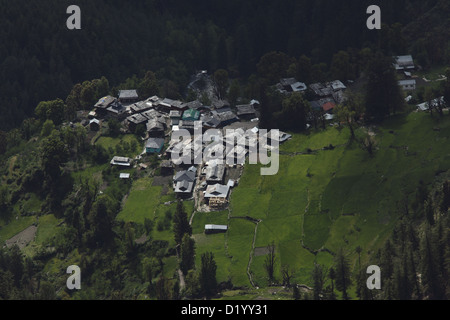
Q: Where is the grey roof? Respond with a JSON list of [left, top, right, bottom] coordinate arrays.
[[279, 78, 297, 87], [236, 104, 256, 116], [264, 130, 292, 143], [205, 224, 228, 231], [171, 100, 185, 109], [204, 184, 230, 198], [110, 156, 132, 166], [145, 138, 165, 149], [212, 100, 230, 109], [206, 164, 225, 181], [173, 170, 196, 182], [394, 55, 414, 70], [95, 96, 117, 109], [310, 83, 336, 97], [211, 110, 239, 125], [161, 160, 173, 168], [146, 118, 165, 132], [399, 79, 416, 85], [417, 96, 445, 111], [203, 116, 221, 128], [214, 106, 232, 114], [119, 90, 139, 100], [142, 109, 163, 119], [179, 120, 196, 130], [148, 95, 161, 103], [129, 100, 153, 113], [107, 101, 126, 115], [127, 113, 148, 125], [332, 90, 347, 104], [169, 110, 182, 118], [182, 100, 203, 110], [291, 82, 307, 92], [175, 180, 194, 193], [330, 80, 346, 91]]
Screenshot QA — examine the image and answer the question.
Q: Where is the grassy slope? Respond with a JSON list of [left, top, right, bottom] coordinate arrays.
[[2, 110, 449, 299], [193, 111, 450, 296]]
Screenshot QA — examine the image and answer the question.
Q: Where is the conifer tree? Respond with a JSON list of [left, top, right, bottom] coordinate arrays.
[[334, 248, 352, 300], [200, 252, 217, 299], [173, 201, 192, 246], [180, 234, 196, 275]]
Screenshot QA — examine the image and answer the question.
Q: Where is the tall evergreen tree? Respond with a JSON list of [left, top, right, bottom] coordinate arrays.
[[420, 229, 445, 299], [276, 92, 310, 132], [365, 52, 404, 121], [199, 252, 217, 299], [440, 181, 450, 213], [180, 234, 196, 275], [173, 201, 192, 246], [334, 248, 352, 300], [264, 242, 276, 283], [311, 263, 327, 300]]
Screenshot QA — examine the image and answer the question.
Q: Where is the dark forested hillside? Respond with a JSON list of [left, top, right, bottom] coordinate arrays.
[[0, 0, 448, 130]]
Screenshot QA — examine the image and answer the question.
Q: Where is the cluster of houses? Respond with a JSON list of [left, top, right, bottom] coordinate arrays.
[[271, 54, 419, 124], [394, 55, 417, 92], [94, 87, 273, 214], [274, 77, 348, 122]]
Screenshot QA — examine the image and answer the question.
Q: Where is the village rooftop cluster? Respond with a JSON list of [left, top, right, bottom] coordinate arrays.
[[80, 59, 427, 227]]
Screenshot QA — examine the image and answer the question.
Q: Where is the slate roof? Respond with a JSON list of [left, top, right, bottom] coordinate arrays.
[[110, 156, 132, 166], [394, 55, 415, 70], [145, 138, 165, 149], [119, 90, 139, 100], [146, 118, 165, 132], [95, 96, 116, 109], [127, 113, 148, 125], [236, 104, 256, 116], [173, 170, 196, 182], [204, 184, 230, 198], [206, 164, 225, 182]]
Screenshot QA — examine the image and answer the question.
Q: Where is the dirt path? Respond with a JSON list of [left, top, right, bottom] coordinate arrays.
[[246, 218, 262, 288]]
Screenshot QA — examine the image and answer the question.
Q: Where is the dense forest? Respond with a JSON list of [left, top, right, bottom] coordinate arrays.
[[1, 0, 449, 130]]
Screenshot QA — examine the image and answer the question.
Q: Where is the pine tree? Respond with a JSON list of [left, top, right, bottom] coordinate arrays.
[[156, 275, 171, 300], [311, 263, 326, 300], [365, 52, 404, 121], [356, 267, 373, 300], [420, 228, 445, 299], [264, 242, 276, 283], [334, 248, 352, 300], [328, 267, 337, 300], [200, 252, 217, 299], [425, 199, 435, 226], [292, 285, 301, 300], [440, 181, 450, 213], [173, 201, 192, 246], [180, 234, 196, 275]]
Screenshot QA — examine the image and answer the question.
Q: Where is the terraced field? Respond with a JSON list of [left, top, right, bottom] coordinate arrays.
[[191, 111, 450, 291]]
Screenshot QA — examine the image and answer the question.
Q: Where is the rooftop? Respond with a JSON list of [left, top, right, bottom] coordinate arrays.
[[119, 90, 139, 99], [204, 184, 230, 198]]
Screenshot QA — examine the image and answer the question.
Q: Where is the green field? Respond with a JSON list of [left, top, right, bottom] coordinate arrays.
[[190, 111, 450, 292], [96, 134, 143, 157], [5, 110, 447, 298]]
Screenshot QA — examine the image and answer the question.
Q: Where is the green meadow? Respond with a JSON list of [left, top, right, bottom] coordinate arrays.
[[190, 111, 450, 291]]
